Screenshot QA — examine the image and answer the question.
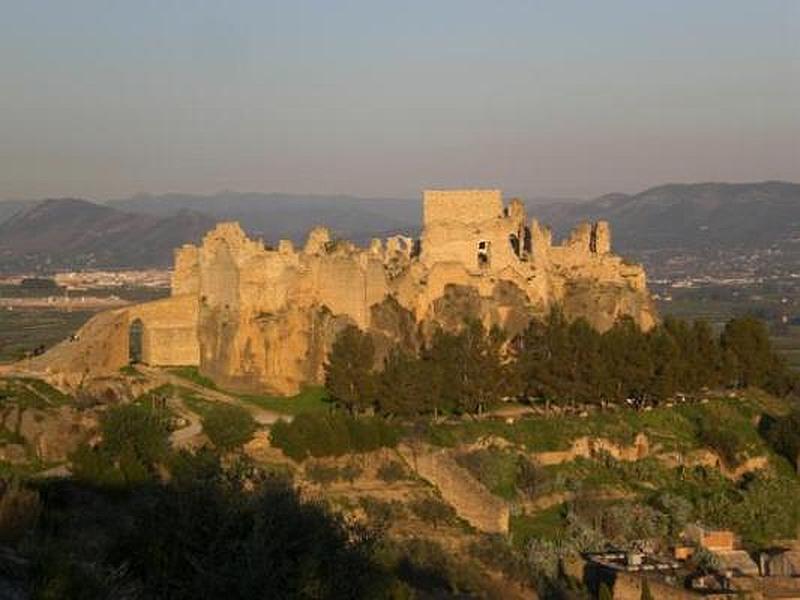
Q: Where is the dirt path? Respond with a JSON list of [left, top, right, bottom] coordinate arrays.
[[137, 366, 287, 426], [168, 395, 204, 448]]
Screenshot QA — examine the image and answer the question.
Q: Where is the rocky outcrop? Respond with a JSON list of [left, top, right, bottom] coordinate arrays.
[[31, 189, 657, 395], [1, 405, 96, 463]]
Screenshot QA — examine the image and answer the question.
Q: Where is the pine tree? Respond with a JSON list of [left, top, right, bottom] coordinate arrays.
[[325, 325, 376, 414]]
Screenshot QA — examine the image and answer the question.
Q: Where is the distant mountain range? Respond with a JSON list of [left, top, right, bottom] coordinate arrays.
[[0, 181, 797, 272], [533, 181, 800, 252], [112, 192, 420, 244], [0, 199, 215, 272]]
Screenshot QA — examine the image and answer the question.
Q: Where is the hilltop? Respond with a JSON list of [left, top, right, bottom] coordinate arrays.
[[0, 198, 215, 272], [534, 181, 800, 252]]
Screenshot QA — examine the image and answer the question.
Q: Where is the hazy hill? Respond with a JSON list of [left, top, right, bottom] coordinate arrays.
[[113, 192, 421, 244], [1, 182, 797, 272], [0, 200, 36, 225], [0, 198, 215, 272], [533, 181, 800, 251]]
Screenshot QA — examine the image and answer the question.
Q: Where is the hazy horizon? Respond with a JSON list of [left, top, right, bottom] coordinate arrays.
[[2, 1, 798, 201]]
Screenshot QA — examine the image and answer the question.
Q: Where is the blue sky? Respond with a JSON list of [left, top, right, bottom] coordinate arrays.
[[1, 1, 798, 199]]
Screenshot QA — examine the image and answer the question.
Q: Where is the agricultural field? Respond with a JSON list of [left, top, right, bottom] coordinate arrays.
[[656, 282, 800, 371], [0, 282, 169, 363]]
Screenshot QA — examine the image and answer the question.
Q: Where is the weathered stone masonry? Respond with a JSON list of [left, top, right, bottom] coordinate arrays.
[[32, 190, 657, 395]]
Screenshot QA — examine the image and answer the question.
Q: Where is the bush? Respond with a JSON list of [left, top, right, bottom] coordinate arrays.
[[306, 463, 342, 485], [270, 412, 399, 461], [377, 461, 408, 483], [408, 497, 457, 529], [71, 403, 171, 486], [359, 497, 403, 526], [30, 463, 392, 598], [101, 403, 170, 465], [761, 410, 800, 467], [697, 422, 741, 467], [201, 403, 257, 451]]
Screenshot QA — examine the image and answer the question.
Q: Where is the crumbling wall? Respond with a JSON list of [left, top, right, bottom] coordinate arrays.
[[399, 443, 509, 534], [128, 295, 199, 366], [31, 190, 659, 396], [172, 244, 200, 296]]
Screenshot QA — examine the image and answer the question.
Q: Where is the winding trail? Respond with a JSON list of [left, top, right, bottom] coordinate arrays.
[[132, 366, 289, 447]]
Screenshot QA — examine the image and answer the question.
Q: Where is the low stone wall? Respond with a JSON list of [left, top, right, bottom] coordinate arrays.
[[530, 433, 649, 466], [399, 444, 509, 534]]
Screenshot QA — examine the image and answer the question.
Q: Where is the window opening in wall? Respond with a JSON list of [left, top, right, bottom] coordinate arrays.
[[478, 240, 491, 268], [590, 223, 598, 254], [129, 318, 144, 364]]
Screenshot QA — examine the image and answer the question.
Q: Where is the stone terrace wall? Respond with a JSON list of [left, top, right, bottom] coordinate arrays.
[[399, 443, 509, 534]]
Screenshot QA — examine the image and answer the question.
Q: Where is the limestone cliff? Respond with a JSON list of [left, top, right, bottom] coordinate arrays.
[[31, 189, 657, 395]]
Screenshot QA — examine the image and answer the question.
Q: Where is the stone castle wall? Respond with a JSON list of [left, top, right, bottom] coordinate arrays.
[[34, 189, 658, 394]]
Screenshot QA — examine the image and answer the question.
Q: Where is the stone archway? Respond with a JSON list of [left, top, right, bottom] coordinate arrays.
[[129, 318, 144, 364]]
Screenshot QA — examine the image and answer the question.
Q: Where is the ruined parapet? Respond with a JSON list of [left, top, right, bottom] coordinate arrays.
[[506, 197, 526, 222], [304, 226, 331, 255], [172, 244, 200, 296], [423, 189, 503, 227], [278, 239, 294, 255], [399, 444, 509, 534], [565, 222, 593, 252], [560, 220, 612, 256], [594, 220, 611, 254], [385, 235, 413, 259], [530, 219, 552, 257]]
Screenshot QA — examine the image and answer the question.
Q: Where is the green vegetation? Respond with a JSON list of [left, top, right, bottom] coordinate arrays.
[[168, 365, 331, 417], [200, 403, 257, 451], [0, 308, 94, 362], [324, 312, 798, 420], [13, 458, 393, 598], [424, 392, 780, 465], [169, 365, 218, 389], [238, 386, 330, 416], [408, 496, 458, 529], [0, 377, 71, 410], [456, 448, 539, 500], [270, 412, 400, 461], [306, 461, 363, 485], [376, 460, 409, 483], [70, 403, 171, 486], [325, 325, 379, 414]]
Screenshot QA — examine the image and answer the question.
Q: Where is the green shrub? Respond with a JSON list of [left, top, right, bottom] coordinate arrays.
[[270, 412, 399, 461], [697, 422, 741, 467], [408, 497, 457, 529], [101, 404, 170, 465], [359, 497, 403, 525], [377, 461, 408, 483], [201, 403, 256, 451], [339, 462, 363, 483], [70, 403, 171, 486], [169, 366, 218, 389], [305, 463, 341, 485]]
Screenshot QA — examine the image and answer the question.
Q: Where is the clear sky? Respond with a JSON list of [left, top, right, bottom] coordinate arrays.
[[1, 1, 798, 200]]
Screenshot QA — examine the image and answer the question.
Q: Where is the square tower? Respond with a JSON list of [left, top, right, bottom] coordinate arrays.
[[423, 189, 503, 227]]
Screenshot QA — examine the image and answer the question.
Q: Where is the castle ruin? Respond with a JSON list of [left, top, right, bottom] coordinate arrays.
[[32, 190, 657, 395]]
